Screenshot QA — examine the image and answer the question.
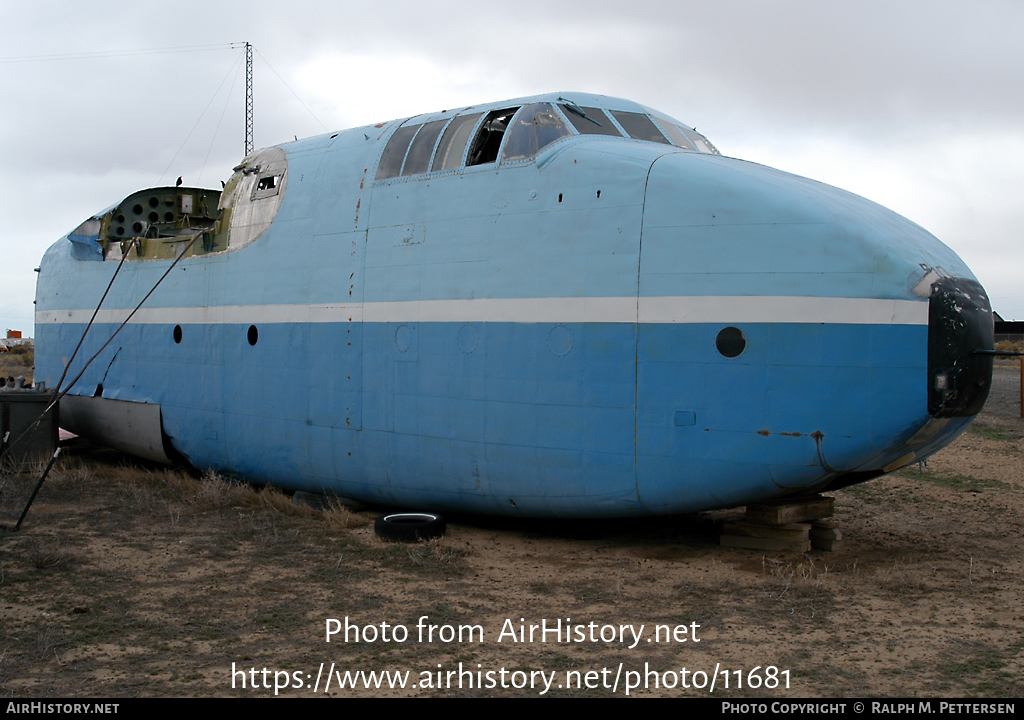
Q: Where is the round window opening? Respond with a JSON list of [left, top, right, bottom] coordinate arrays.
[[716, 326, 746, 358], [173, 325, 182, 344], [247, 325, 259, 346]]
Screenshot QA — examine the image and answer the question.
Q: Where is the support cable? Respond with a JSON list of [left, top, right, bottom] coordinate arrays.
[[159, 51, 246, 186], [1, 238, 136, 468], [2, 236, 200, 529], [199, 55, 246, 186], [52, 239, 137, 395], [254, 47, 329, 133]]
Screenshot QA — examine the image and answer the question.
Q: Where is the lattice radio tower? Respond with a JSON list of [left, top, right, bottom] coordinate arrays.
[[245, 42, 254, 156]]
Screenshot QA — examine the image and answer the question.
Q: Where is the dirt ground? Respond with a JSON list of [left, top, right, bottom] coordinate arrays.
[[1, 363, 1021, 698]]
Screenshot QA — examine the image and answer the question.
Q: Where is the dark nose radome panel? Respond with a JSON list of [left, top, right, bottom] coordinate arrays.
[[928, 277, 993, 418]]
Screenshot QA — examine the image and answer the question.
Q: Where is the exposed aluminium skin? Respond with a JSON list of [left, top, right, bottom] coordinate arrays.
[[34, 92, 994, 518]]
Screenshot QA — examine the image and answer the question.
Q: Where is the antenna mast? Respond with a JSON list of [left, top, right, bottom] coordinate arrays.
[[245, 42, 254, 156]]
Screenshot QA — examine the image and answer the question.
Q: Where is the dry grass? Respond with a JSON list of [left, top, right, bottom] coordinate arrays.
[[28, 536, 75, 570], [0, 344, 34, 381], [379, 537, 469, 577], [322, 497, 372, 529]]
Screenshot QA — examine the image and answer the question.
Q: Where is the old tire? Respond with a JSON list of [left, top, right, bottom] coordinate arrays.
[[374, 512, 446, 542]]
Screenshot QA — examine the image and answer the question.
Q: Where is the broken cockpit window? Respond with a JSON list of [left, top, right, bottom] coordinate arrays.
[[251, 171, 285, 200], [466, 108, 518, 166], [68, 217, 104, 261], [501, 103, 574, 162]]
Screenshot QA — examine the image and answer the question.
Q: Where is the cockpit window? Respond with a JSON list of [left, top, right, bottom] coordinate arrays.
[[501, 103, 574, 162], [402, 119, 448, 176], [376, 125, 419, 180], [431, 112, 481, 172], [647, 117, 721, 155], [375, 102, 720, 182], [677, 125, 720, 155], [656, 122, 697, 150], [560, 105, 622, 137], [609, 111, 670, 145], [467, 108, 518, 166]]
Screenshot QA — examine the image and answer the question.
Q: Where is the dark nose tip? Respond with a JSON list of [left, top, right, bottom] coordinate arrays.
[[928, 277, 994, 417]]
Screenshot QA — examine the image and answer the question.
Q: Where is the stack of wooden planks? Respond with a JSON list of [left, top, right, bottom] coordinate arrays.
[[720, 495, 841, 552]]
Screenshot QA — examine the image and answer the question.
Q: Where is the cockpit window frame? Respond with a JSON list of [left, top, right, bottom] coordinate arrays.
[[652, 120, 697, 151], [677, 125, 721, 155], [500, 103, 575, 164], [373, 99, 722, 184], [430, 112, 483, 172], [401, 119, 450, 177], [375, 124, 421, 180], [609, 110, 671, 145], [560, 104, 623, 137], [466, 107, 520, 167], [251, 170, 285, 200]]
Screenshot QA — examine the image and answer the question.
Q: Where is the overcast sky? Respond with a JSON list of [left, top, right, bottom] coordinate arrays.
[[2, 0, 1022, 336]]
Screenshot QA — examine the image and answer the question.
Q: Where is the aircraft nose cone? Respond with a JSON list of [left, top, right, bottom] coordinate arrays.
[[634, 151, 996, 510]]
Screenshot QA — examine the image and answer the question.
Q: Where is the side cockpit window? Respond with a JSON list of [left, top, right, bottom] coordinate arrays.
[[401, 119, 448, 176], [677, 125, 720, 155], [431, 113, 482, 171], [376, 125, 420, 180], [648, 117, 721, 155], [656, 122, 698, 151]]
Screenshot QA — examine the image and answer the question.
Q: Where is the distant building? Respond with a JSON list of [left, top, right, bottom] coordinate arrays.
[[0, 330, 30, 350], [994, 313, 1024, 342]]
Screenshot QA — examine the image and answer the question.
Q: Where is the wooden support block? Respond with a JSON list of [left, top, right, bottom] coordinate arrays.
[[811, 519, 840, 530], [811, 536, 841, 552], [720, 535, 811, 553], [723, 521, 810, 541], [810, 526, 841, 542], [745, 495, 835, 525]]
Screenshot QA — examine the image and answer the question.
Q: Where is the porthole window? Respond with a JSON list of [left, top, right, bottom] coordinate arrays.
[[247, 325, 259, 346], [716, 326, 746, 357], [173, 325, 182, 344]]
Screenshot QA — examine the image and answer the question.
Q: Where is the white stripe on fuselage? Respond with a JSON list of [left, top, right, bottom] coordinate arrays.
[[35, 296, 928, 326]]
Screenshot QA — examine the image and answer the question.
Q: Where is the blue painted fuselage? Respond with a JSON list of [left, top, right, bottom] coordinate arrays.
[[34, 93, 992, 517]]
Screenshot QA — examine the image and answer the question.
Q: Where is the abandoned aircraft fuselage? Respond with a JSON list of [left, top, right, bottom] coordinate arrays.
[[34, 92, 994, 517]]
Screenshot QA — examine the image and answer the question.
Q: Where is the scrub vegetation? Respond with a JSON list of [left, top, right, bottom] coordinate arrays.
[[0, 366, 1021, 697], [0, 343, 34, 381]]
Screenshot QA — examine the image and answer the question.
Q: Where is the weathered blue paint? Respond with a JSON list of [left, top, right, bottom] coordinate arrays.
[[34, 92, 991, 517]]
